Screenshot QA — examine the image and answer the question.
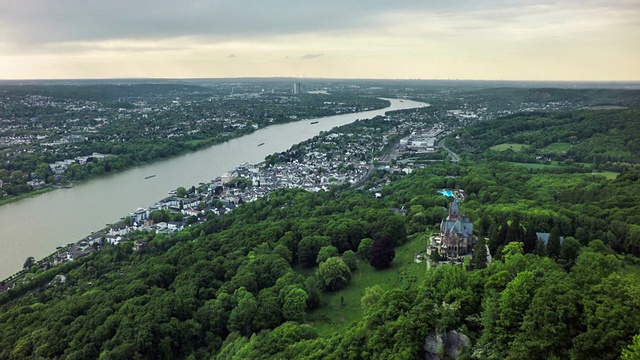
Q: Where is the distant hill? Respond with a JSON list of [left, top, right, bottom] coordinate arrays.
[[469, 87, 640, 107], [0, 83, 210, 101]]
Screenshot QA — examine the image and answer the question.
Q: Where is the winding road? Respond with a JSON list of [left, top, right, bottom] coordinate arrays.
[[438, 138, 460, 162]]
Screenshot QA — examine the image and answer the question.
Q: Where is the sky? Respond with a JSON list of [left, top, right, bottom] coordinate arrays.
[[0, 0, 639, 81]]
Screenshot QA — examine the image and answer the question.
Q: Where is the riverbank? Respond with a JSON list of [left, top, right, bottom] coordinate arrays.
[[0, 100, 392, 209], [0, 98, 428, 280], [0, 187, 55, 207]]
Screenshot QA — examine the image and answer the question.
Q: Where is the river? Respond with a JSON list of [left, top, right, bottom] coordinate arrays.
[[0, 98, 427, 279]]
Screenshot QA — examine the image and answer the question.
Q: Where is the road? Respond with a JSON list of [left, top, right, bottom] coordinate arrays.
[[351, 144, 396, 189], [438, 138, 460, 162], [352, 136, 460, 190]]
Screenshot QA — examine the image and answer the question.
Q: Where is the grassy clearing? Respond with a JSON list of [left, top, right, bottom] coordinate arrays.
[[588, 171, 619, 180], [508, 162, 564, 170], [622, 263, 640, 281], [306, 233, 430, 336], [509, 162, 616, 179], [490, 143, 528, 152], [541, 142, 571, 154]]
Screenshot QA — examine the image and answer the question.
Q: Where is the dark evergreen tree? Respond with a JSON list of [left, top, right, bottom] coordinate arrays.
[[489, 221, 508, 256], [472, 236, 488, 269], [559, 236, 581, 269], [488, 222, 499, 255], [498, 221, 509, 245], [303, 276, 321, 310], [523, 225, 538, 254], [370, 236, 395, 270], [477, 216, 492, 239], [535, 239, 547, 257], [297, 235, 331, 267], [506, 220, 524, 244], [547, 227, 562, 260]]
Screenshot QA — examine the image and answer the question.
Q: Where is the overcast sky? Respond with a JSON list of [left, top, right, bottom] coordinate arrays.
[[1, 0, 638, 80]]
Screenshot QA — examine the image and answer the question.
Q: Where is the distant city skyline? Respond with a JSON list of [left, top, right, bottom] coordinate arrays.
[[0, 1, 638, 81]]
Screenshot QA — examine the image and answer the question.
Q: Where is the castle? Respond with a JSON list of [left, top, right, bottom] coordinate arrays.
[[436, 199, 474, 258]]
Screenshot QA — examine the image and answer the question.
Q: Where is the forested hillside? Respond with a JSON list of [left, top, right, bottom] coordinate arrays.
[[1, 105, 640, 359], [0, 187, 410, 359], [467, 87, 640, 108], [449, 109, 640, 170]]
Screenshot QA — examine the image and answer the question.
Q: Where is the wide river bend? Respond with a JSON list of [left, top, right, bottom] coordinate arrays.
[[0, 98, 428, 279]]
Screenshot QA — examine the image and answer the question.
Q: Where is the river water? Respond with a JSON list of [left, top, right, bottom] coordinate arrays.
[[0, 98, 427, 279]]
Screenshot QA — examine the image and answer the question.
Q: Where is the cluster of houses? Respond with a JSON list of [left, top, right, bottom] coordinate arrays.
[[115, 153, 374, 236], [81, 129, 404, 254], [0, 134, 47, 147], [115, 122, 459, 246], [48, 153, 106, 175]]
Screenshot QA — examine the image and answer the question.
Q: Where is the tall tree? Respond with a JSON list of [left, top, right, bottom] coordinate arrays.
[[357, 238, 374, 261], [472, 236, 488, 269], [547, 227, 562, 260], [316, 257, 352, 292], [283, 288, 308, 323], [506, 220, 524, 244], [254, 291, 283, 332], [298, 235, 331, 267], [497, 221, 509, 246], [534, 239, 547, 257], [523, 225, 538, 254], [273, 244, 293, 264], [316, 245, 338, 265], [342, 250, 358, 271], [303, 276, 322, 310], [361, 285, 385, 317], [508, 271, 581, 359], [489, 221, 507, 256], [559, 236, 581, 269], [176, 186, 187, 198], [228, 287, 258, 336], [23, 256, 35, 270], [370, 236, 395, 270]]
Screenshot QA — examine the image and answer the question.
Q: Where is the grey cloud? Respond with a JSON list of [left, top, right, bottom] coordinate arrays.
[[0, 0, 637, 52], [301, 53, 323, 59], [0, 0, 539, 46], [0, 0, 423, 47], [228, 54, 236, 58]]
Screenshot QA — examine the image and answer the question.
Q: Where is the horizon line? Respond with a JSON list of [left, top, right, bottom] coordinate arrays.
[[1, 76, 639, 83]]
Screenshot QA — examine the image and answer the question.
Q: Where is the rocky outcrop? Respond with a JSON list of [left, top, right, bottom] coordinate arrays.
[[423, 330, 470, 360]]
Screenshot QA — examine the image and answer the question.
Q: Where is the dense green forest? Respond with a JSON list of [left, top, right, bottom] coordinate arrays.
[[2, 161, 640, 359], [465, 87, 640, 108], [449, 109, 640, 171]]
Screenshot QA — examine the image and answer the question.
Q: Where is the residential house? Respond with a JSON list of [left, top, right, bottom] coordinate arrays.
[[109, 224, 131, 237], [134, 240, 148, 251]]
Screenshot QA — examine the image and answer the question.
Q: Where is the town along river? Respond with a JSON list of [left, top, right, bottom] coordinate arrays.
[[0, 98, 428, 279]]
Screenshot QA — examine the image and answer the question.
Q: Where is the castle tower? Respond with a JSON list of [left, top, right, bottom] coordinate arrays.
[[438, 199, 474, 258]]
